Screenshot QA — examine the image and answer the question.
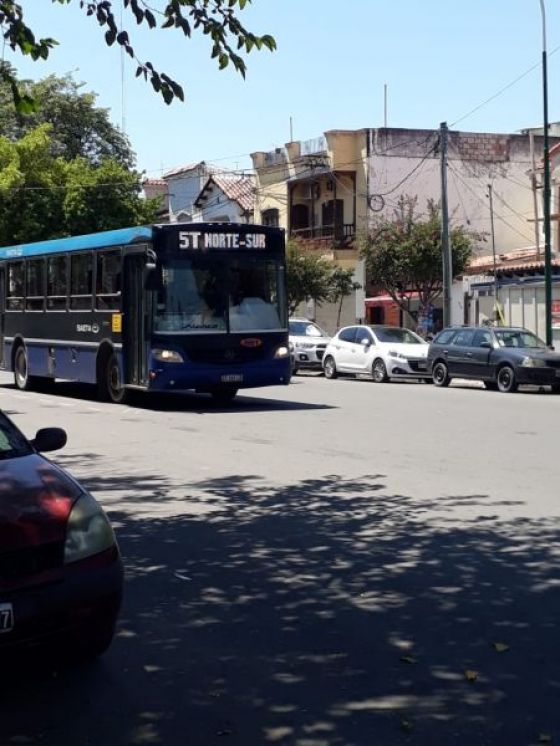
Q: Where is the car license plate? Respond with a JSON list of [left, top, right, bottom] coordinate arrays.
[[221, 374, 243, 383], [0, 603, 14, 634], [417, 362, 427, 370], [555, 369, 560, 378]]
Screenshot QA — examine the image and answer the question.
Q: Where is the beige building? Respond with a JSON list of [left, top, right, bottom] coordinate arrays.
[[252, 126, 560, 334], [251, 131, 368, 332]]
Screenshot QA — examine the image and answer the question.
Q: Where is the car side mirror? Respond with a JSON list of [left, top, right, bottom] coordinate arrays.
[[360, 338, 372, 347], [31, 427, 67, 453], [479, 341, 493, 349]]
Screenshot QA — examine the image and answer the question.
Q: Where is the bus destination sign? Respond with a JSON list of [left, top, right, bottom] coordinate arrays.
[[178, 231, 266, 250]]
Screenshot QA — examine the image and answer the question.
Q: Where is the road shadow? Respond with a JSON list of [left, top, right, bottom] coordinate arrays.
[[0, 380, 334, 413], [1, 472, 558, 746]]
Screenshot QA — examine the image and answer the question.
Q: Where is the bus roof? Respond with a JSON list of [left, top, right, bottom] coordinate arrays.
[[0, 225, 154, 260]]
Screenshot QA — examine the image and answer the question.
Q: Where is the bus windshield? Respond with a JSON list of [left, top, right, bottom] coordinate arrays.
[[153, 255, 286, 334]]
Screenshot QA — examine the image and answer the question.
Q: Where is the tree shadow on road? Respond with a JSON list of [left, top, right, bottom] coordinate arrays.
[[1, 471, 558, 746]]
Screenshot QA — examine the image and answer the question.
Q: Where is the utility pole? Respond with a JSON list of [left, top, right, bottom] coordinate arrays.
[[539, 0, 553, 346], [440, 122, 452, 327], [487, 183, 499, 322]]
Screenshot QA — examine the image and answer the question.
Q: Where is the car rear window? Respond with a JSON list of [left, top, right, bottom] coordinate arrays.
[[374, 327, 424, 344]]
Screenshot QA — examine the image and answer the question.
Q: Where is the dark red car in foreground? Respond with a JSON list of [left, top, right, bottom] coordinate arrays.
[[0, 411, 123, 659]]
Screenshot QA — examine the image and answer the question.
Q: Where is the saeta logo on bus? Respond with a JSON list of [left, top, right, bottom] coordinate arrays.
[[178, 232, 266, 250], [76, 324, 100, 334]]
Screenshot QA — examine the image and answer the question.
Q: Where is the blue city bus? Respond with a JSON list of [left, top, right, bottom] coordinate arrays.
[[0, 222, 291, 403]]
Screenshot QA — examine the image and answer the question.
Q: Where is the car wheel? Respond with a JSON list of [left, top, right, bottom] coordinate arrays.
[[551, 383, 560, 394], [372, 358, 388, 383], [211, 386, 238, 404], [484, 381, 498, 391], [323, 356, 337, 379], [432, 361, 450, 387], [292, 366, 299, 376], [496, 365, 518, 393]]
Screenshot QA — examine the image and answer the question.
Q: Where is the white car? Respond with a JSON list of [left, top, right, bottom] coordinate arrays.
[[322, 325, 430, 382], [289, 318, 331, 374]]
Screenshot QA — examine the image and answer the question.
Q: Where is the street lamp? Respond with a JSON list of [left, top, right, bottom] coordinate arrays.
[[539, 0, 553, 346]]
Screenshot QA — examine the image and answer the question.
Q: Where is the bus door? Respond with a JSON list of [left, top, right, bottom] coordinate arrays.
[[123, 254, 149, 386], [0, 266, 4, 367]]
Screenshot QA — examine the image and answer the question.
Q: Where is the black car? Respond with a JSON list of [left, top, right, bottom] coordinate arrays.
[[428, 326, 560, 393], [0, 411, 123, 659]]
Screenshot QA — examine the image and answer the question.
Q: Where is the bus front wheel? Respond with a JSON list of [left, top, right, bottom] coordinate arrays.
[[103, 354, 129, 404]]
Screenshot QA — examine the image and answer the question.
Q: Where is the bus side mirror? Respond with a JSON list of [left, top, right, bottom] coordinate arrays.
[[145, 249, 157, 272]]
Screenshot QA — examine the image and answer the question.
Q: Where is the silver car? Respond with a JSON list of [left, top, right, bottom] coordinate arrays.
[[289, 318, 331, 374]]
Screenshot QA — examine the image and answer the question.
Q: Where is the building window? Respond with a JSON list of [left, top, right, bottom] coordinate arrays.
[[262, 208, 279, 228], [290, 204, 310, 232], [322, 199, 344, 238]]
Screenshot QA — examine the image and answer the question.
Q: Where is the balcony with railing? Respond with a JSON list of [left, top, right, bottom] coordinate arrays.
[[290, 223, 356, 242]]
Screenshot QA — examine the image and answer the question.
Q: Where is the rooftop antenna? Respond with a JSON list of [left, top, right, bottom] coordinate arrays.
[[384, 84, 387, 128]]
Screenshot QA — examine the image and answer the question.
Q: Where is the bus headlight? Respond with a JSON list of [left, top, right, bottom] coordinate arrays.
[[274, 346, 289, 359], [152, 348, 184, 363], [64, 493, 116, 564]]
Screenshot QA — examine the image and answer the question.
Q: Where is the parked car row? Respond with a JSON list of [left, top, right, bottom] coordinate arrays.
[[290, 318, 560, 393]]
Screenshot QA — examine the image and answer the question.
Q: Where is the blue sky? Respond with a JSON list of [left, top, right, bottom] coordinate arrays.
[[5, 1, 560, 178]]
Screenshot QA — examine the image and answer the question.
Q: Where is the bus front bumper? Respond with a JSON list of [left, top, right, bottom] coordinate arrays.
[[147, 360, 292, 392]]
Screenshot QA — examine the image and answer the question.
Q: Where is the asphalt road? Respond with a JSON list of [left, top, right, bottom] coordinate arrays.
[[1, 371, 559, 746]]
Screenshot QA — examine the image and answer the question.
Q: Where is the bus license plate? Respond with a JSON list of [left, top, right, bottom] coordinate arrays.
[[221, 374, 243, 383], [0, 603, 14, 634]]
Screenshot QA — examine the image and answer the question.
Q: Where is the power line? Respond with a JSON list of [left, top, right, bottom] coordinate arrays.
[[448, 163, 534, 244], [450, 43, 560, 128]]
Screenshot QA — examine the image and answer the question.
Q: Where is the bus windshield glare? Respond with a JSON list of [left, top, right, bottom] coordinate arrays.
[[154, 255, 286, 334]]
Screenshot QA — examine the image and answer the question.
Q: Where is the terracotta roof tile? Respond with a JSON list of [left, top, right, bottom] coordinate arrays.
[[195, 174, 255, 212]]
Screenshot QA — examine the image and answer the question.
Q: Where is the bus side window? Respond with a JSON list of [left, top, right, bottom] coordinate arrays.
[[47, 255, 68, 310], [26, 258, 46, 311], [70, 253, 93, 310], [95, 250, 121, 310], [7, 262, 24, 311]]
